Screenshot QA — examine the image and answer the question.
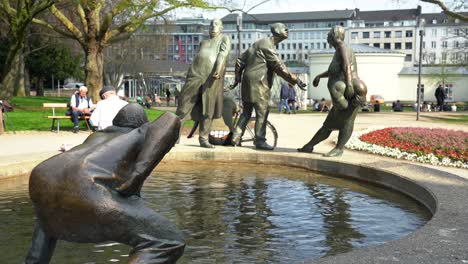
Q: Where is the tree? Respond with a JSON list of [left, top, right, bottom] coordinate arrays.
[[0, 0, 55, 100], [33, 0, 211, 101], [421, 0, 468, 22], [27, 37, 83, 96]]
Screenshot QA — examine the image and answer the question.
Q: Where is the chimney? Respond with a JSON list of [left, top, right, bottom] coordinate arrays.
[[416, 5, 422, 16]]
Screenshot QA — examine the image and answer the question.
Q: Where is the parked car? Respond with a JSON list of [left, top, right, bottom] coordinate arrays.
[[370, 95, 384, 105], [62, 83, 84, 90]]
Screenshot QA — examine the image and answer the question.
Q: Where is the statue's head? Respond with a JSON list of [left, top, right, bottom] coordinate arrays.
[[270, 23, 288, 42], [210, 18, 223, 38], [327, 25, 345, 46], [113, 103, 149, 128]]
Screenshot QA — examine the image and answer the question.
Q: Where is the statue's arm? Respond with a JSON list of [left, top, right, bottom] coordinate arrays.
[[336, 40, 354, 99], [263, 46, 299, 85], [116, 113, 181, 197], [213, 35, 231, 79], [230, 51, 247, 89]]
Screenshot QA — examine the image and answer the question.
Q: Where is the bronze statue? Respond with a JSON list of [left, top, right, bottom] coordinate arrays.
[[25, 104, 185, 263], [176, 18, 231, 148], [298, 25, 367, 157], [230, 23, 306, 150]]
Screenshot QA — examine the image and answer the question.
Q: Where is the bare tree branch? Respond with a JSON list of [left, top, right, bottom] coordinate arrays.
[[422, 0, 468, 21]]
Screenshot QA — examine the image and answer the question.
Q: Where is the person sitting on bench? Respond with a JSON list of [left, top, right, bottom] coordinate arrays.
[[67, 86, 94, 133]]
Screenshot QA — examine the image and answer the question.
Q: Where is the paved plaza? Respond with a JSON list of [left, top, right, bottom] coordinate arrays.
[[0, 110, 466, 179]]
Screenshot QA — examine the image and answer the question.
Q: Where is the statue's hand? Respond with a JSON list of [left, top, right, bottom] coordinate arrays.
[[297, 79, 307, 91], [313, 76, 320, 87], [212, 72, 220, 79], [116, 175, 141, 197]]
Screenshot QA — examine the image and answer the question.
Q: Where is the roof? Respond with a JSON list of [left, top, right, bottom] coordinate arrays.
[[222, 10, 355, 24], [420, 12, 468, 26], [353, 8, 421, 21], [309, 44, 405, 55], [399, 66, 468, 75]]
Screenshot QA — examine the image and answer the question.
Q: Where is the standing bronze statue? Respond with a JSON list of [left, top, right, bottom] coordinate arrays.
[[230, 23, 306, 150], [25, 104, 185, 264], [298, 25, 367, 157], [176, 18, 231, 148]]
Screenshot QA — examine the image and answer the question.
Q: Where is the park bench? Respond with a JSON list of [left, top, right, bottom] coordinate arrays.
[[43, 103, 91, 132]]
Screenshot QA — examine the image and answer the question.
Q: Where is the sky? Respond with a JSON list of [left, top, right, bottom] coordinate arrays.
[[174, 0, 447, 19]]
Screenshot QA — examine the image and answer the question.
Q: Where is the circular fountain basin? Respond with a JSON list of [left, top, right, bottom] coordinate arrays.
[[0, 161, 431, 263]]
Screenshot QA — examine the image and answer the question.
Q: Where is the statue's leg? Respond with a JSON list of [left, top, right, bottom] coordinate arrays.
[[298, 126, 332, 153], [199, 116, 214, 148], [254, 101, 272, 149], [231, 102, 253, 146], [25, 222, 57, 264], [324, 123, 354, 157]]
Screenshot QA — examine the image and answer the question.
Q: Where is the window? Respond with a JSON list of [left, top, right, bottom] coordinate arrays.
[[281, 43, 285, 50], [454, 41, 459, 48], [242, 43, 246, 49], [405, 42, 413, 49], [287, 43, 291, 50], [293, 54, 296, 60], [292, 43, 296, 49], [373, 43, 380, 48], [395, 42, 402, 49], [298, 43, 302, 49], [431, 41, 437, 48], [405, 54, 412, 61], [441, 52, 447, 63], [305, 45, 308, 49], [384, 43, 391, 49], [454, 29, 460, 36], [281, 54, 285, 60], [405, 30, 413, 37], [311, 43, 315, 49], [305, 54, 308, 60], [287, 54, 290, 60], [323, 42, 327, 49], [442, 41, 448, 48], [351, 32, 358, 39], [384, 31, 391, 38], [374, 31, 381, 38], [231, 34, 235, 39], [431, 29, 437, 37], [363, 32, 370, 38], [248, 33, 251, 39], [395, 31, 402, 38]]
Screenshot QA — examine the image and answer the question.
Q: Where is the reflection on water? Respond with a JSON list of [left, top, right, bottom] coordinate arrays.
[[0, 162, 431, 263]]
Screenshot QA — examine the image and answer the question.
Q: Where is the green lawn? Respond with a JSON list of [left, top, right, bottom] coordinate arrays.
[[3, 96, 186, 132], [423, 114, 468, 124]]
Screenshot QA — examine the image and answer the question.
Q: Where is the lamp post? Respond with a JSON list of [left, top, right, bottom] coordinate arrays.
[[416, 18, 425, 121]]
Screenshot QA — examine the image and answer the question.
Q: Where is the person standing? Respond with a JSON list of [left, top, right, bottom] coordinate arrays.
[[165, 89, 171, 107], [230, 23, 306, 150], [298, 25, 367, 157], [90, 86, 128, 131], [176, 18, 231, 148], [434, 84, 446, 111], [279, 82, 291, 114], [288, 83, 297, 114], [68, 86, 94, 133]]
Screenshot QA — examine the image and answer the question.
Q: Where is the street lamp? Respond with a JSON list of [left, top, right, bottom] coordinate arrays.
[[416, 18, 425, 121]]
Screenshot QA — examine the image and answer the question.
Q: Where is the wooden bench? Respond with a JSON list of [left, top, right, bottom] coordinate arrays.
[[43, 103, 91, 132]]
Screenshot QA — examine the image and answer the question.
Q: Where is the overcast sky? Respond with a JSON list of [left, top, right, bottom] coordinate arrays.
[[175, 0, 447, 19]]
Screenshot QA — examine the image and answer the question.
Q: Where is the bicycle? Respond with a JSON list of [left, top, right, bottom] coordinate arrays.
[[187, 99, 278, 149]]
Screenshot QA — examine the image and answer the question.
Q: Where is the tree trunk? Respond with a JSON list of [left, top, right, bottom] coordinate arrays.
[[14, 52, 26, 97], [0, 50, 20, 100], [25, 67, 31, 96], [36, 77, 44, 96], [85, 43, 104, 101]]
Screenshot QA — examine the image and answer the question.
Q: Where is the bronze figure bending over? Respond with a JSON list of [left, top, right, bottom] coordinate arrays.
[[298, 26, 367, 157], [26, 104, 184, 264]]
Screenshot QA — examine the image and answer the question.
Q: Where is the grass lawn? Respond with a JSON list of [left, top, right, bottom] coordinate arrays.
[[423, 114, 468, 124], [3, 96, 190, 132]]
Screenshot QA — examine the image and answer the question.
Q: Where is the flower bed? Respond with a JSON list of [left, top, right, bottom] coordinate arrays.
[[345, 127, 468, 169]]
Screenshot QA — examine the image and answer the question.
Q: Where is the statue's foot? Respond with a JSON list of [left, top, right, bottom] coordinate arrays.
[[231, 135, 241, 146], [256, 142, 274, 151], [200, 140, 215, 149], [297, 146, 314, 153], [323, 148, 343, 157]]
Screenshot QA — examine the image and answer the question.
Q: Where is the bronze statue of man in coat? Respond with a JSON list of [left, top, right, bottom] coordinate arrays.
[[176, 18, 231, 148], [230, 22, 306, 150]]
